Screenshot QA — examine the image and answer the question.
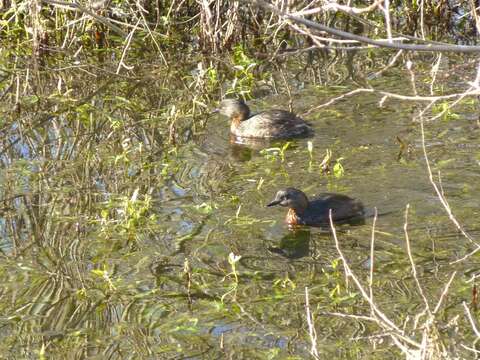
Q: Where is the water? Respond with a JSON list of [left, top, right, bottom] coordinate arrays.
[[149, 78, 480, 356], [1, 61, 480, 357]]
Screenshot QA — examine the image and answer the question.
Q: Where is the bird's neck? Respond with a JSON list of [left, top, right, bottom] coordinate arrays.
[[230, 114, 243, 132], [286, 208, 299, 226]]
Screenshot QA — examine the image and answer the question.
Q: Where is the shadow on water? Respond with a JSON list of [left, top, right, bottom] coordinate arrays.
[[267, 228, 312, 259]]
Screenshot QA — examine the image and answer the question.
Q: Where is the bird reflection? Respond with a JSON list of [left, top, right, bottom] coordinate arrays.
[[268, 228, 312, 259]]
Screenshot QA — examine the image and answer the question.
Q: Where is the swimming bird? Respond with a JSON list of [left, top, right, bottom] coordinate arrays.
[[215, 99, 312, 139], [267, 187, 365, 227]]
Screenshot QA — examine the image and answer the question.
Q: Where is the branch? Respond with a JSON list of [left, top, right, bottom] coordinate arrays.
[[41, 0, 127, 37], [302, 87, 480, 116], [251, 0, 480, 53], [329, 210, 421, 349]]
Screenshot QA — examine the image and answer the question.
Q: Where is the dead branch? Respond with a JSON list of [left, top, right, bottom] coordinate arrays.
[[251, 0, 480, 53]]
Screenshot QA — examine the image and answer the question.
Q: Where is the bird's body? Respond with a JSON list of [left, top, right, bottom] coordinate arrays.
[[216, 99, 312, 139], [267, 188, 365, 227]]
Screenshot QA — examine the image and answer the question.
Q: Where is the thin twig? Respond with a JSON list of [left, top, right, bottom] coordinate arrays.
[[403, 204, 431, 312], [292, 0, 383, 16], [461, 344, 480, 354], [302, 87, 480, 116], [329, 210, 421, 349], [433, 271, 456, 314], [369, 49, 403, 79], [305, 287, 320, 359], [322, 311, 376, 322], [462, 301, 480, 337], [382, 0, 393, 42], [116, 18, 139, 74], [369, 207, 377, 314], [420, 0, 425, 40], [419, 112, 480, 261], [429, 54, 442, 95]]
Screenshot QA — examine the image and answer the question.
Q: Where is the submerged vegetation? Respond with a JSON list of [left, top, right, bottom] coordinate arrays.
[[2, 0, 480, 358]]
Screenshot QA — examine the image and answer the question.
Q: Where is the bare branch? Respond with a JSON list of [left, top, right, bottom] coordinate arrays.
[[403, 204, 431, 312], [41, 0, 127, 37], [369, 207, 377, 313], [329, 210, 421, 349], [463, 301, 480, 338], [433, 272, 457, 314], [251, 0, 480, 53], [302, 87, 480, 117], [305, 287, 320, 359], [419, 108, 480, 261]]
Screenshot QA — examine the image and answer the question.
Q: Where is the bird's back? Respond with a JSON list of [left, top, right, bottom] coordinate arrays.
[[299, 193, 365, 226], [233, 110, 312, 139]]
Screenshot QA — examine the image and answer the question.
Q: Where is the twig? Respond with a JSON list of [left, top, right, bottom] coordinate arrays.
[[369, 207, 377, 314], [305, 287, 320, 359], [429, 54, 442, 95], [302, 87, 480, 116], [381, 0, 393, 42], [419, 111, 480, 262], [433, 271, 456, 314], [292, 0, 383, 16], [406, 60, 418, 97], [329, 210, 421, 349], [420, 0, 426, 40], [134, 1, 168, 66], [461, 344, 480, 354], [369, 49, 403, 80], [471, 0, 480, 35], [322, 311, 376, 322], [116, 18, 139, 74], [41, 0, 127, 37], [462, 301, 480, 338], [403, 204, 431, 312]]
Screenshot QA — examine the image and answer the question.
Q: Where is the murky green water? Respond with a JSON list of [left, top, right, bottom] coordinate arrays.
[[2, 59, 480, 358]]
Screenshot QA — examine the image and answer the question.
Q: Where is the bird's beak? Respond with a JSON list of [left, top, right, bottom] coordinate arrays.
[[266, 199, 281, 207]]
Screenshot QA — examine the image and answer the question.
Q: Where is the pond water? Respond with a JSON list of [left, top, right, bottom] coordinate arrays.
[[1, 59, 480, 358]]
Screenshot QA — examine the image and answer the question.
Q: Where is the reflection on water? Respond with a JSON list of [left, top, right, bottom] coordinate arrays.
[[268, 228, 311, 259]]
